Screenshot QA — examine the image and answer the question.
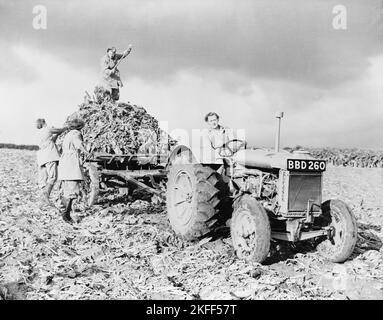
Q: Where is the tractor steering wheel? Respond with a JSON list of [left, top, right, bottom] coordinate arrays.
[[218, 139, 247, 157]]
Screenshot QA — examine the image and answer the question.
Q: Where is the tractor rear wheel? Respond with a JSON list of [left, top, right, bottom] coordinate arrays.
[[231, 195, 271, 263], [315, 199, 357, 263], [166, 164, 229, 241]]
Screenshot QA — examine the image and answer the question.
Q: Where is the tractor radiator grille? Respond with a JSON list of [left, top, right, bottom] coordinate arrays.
[[288, 173, 322, 213]]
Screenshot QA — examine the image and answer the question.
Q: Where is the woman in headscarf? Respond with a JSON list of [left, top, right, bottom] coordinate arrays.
[[58, 118, 91, 223]]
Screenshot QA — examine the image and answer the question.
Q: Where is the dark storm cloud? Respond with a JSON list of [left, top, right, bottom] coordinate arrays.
[[1, 0, 382, 88]]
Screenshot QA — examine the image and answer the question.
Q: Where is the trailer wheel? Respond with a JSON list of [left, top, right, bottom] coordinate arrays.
[[231, 195, 271, 263], [82, 162, 100, 206], [166, 164, 228, 240], [315, 199, 357, 263]]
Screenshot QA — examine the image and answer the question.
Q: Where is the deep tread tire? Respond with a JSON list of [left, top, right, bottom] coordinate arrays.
[[231, 195, 271, 263], [315, 199, 358, 263], [166, 164, 228, 240]]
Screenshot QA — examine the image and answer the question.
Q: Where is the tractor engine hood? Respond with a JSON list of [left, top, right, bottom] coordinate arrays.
[[233, 148, 315, 170]]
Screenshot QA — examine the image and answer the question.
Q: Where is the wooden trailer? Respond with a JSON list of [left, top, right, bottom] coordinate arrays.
[[83, 152, 169, 206]]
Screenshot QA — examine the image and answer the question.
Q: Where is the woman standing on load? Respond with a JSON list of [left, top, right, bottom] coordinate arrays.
[[58, 119, 91, 223]]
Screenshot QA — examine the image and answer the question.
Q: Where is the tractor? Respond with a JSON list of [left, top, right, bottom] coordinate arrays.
[[165, 112, 358, 263]]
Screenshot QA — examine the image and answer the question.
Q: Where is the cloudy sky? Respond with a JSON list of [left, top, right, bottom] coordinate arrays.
[[0, 0, 382, 149]]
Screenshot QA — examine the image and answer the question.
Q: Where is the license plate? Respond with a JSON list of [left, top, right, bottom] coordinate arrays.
[[287, 159, 326, 172]]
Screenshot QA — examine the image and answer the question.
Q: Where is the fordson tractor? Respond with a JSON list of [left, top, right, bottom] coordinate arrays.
[[165, 112, 358, 263]]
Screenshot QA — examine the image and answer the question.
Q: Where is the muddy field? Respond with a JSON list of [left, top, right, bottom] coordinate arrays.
[[0, 148, 383, 300]]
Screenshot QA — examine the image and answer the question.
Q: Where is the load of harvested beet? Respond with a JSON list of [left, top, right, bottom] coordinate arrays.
[[64, 86, 171, 156]]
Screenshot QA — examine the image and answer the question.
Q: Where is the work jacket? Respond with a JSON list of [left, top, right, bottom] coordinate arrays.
[[36, 126, 60, 166], [203, 125, 234, 149], [58, 130, 85, 181], [100, 53, 127, 90], [200, 125, 235, 163]]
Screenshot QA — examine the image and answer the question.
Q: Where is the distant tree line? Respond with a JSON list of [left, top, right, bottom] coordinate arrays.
[[285, 146, 383, 168], [0, 143, 38, 151], [1, 142, 382, 168]]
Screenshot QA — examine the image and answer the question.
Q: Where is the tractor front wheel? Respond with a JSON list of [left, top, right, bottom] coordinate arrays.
[[230, 195, 271, 263], [315, 199, 357, 263]]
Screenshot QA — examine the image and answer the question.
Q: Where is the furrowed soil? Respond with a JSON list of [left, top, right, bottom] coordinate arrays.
[[1, 149, 382, 300]]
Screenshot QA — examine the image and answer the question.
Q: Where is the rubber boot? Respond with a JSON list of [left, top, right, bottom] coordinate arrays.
[[43, 183, 55, 207], [39, 185, 52, 210], [111, 88, 120, 101], [61, 197, 74, 224], [38, 189, 46, 210]]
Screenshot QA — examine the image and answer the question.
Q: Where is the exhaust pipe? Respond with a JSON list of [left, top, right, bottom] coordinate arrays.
[[275, 111, 284, 152]]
